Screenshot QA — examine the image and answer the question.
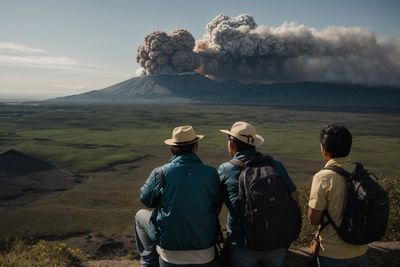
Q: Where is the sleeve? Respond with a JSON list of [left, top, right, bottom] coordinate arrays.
[[274, 160, 297, 193], [218, 163, 238, 215], [217, 164, 229, 206], [308, 173, 327, 211], [216, 173, 225, 213], [139, 168, 162, 208]]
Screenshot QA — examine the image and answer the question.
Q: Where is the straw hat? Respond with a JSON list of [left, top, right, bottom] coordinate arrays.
[[164, 125, 204, 146], [220, 121, 264, 147]]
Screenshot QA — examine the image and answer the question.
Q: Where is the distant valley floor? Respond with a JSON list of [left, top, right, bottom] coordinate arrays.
[[0, 103, 399, 257]]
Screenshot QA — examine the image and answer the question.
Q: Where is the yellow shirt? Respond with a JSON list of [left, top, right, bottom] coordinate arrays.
[[309, 157, 368, 259]]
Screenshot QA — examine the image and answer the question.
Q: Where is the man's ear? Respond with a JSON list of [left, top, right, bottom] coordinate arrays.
[[192, 142, 198, 153], [229, 140, 237, 152], [320, 144, 331, 161], [320, 144, 328, 156], [320, 144, 325, 155]]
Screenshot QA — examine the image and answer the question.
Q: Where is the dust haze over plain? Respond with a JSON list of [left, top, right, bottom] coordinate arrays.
[[136, 14, 400, 86]]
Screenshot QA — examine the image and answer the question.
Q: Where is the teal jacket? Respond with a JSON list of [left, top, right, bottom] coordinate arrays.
[[218, 148, 297, 245], [140, 153, 221, 250]]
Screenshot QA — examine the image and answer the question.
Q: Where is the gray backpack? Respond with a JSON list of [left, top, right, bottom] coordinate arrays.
[[231, 153, 301, 250], [323, 163, 389, 244]]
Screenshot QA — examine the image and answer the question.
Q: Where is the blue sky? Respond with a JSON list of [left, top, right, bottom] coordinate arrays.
[[1, 0, 399, 99]]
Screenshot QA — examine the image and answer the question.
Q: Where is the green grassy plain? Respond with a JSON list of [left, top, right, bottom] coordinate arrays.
[[0, 103, 399, 250]]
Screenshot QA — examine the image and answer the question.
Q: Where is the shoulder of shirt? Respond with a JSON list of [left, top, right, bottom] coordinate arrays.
[[201, 163, 219, 173], [219, 160, 235, 170], [218, 161, 239, 177], [314, 168, 337, 180], [158, 162, 174, 173]]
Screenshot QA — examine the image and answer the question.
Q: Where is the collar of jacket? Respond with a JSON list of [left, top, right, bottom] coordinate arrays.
[[168, 152, 203, 164], [233, 148, 257, 163]]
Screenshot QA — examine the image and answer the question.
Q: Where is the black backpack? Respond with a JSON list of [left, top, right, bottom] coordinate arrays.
[[231, 153, 301, 251], [323, 163, 389, 245]]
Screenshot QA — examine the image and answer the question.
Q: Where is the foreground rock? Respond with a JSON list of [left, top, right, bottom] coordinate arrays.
[[62, 231, 138, 260], [285, 241, 400, 267], [87, 241, 400, 267]]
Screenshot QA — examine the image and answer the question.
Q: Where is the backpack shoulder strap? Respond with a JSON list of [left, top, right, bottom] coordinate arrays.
[[230, 158, 246, 169], [324, 211, 340, 232], [322, 165, 352, 182], [354, 162, 366, 175], [321, 164, 361, 233]]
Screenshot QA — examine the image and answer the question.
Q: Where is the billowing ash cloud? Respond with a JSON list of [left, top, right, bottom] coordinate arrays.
[[136, 29, 200, 75], [195, 14, 400, 86]]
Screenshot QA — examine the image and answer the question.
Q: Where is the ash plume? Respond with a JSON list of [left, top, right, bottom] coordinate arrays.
[[195, 14, 400, 86], [136, 29, 200, 75]]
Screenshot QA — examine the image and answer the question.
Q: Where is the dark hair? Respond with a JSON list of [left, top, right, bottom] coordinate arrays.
[[170, 142, 197, 155], [320, 124, 352, 158], [229, 136, 255, 151]]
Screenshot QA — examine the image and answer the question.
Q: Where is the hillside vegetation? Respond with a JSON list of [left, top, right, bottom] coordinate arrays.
[[0, 240, 88, 267]]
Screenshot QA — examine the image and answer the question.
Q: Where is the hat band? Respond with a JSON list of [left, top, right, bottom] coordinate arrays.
[[240, 134, 255, 145], [173, 137, 199, 145]]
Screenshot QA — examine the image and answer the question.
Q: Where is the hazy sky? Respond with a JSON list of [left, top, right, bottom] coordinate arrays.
[[1, 0, 399, 99]]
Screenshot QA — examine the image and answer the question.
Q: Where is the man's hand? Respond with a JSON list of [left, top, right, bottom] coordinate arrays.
[[308, 207, 324, 226], [291, 190, 300, 205]]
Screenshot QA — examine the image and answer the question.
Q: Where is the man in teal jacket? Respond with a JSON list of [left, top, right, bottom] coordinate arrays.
[[135, 125, 221, 267], [218, 121, 299, 267]]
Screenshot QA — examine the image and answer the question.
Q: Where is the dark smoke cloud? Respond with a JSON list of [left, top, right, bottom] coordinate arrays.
[[136, 29, 200, 75], [135, 14, 400, 86], [195, 14, 400, 86]]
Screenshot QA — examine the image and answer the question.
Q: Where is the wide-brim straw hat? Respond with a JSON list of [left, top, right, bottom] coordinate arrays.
[[164, 125, 204, 146], [220, 121, 264, 147]]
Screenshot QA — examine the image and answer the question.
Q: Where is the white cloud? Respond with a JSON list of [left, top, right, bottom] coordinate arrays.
[[0, 42, 47, 54], [0, 54, 98, 71], [0, 42, 99, 72]]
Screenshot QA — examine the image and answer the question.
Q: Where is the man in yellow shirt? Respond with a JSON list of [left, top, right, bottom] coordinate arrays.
[[308, 124, 368, 267]]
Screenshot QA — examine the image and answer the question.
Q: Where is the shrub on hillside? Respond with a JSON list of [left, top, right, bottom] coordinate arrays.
[[378, 175, 400, 241], [0, 239, 88, 267]]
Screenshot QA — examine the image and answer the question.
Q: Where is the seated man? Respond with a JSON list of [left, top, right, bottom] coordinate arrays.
[[218, 121, 299, 267], [135, 125, 221, 267]]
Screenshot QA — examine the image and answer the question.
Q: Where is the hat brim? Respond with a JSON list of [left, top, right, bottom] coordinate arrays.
[[219, 129, 264, 147], [164, 135, 204, 146]]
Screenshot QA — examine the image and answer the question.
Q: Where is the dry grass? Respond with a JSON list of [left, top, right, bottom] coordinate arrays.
[[0, 239, 88, 267]]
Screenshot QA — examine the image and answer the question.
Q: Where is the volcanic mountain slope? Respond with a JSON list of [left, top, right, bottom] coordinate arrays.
[[0, 149, 84, 206], [50, 72, 400, 108], [53, 72, 231, 102]]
